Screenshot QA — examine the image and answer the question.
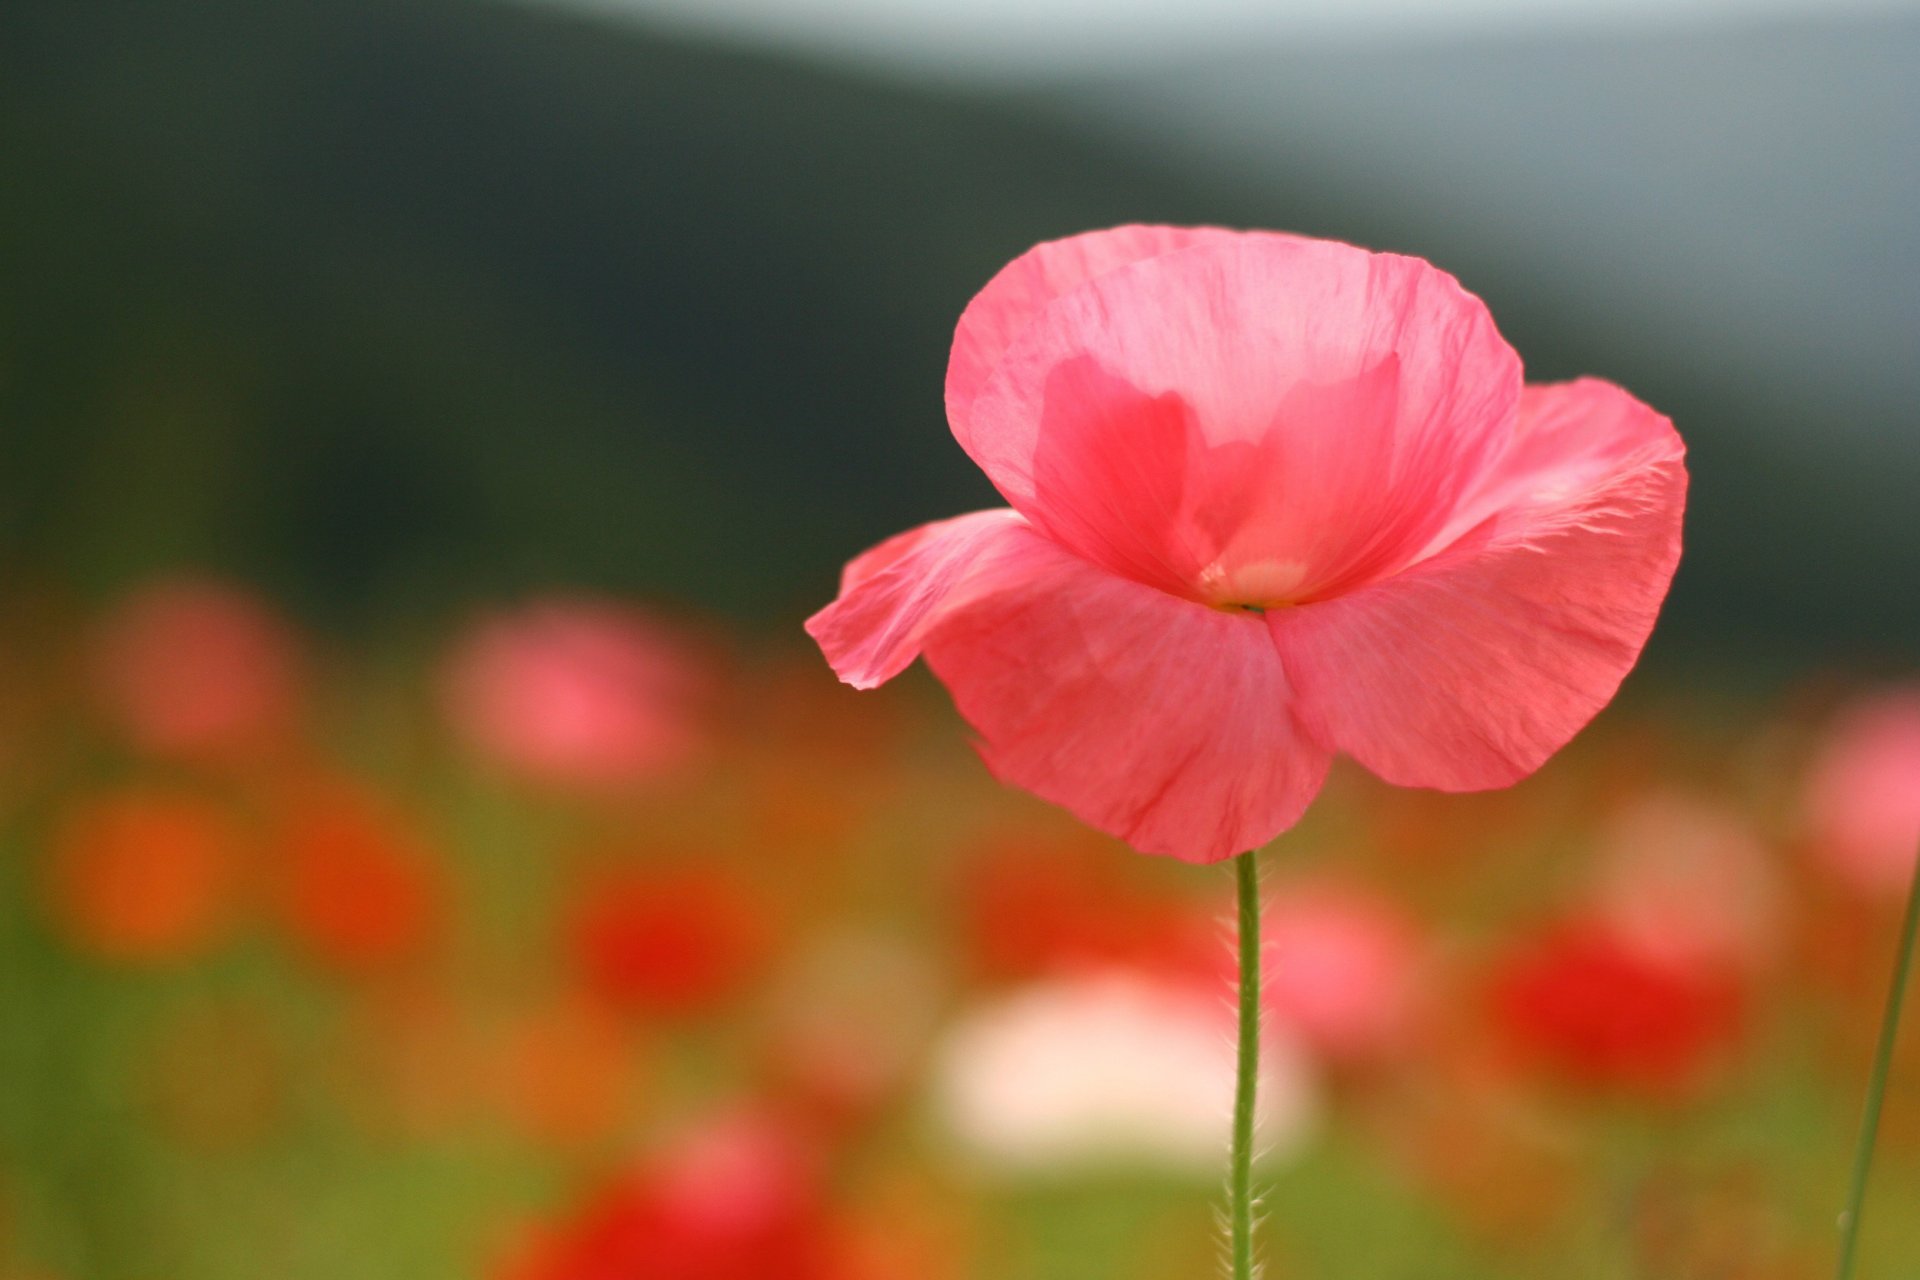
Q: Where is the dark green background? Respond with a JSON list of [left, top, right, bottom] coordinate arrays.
[[2, 0, 1913, 671]]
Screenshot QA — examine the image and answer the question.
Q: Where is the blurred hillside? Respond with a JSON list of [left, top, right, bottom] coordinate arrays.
[[0, 0, 1913, 670], [1051, 13, 1920, 669]]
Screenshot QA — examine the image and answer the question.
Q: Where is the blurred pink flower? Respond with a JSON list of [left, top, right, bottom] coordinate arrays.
[[1590, 791, 1782, 971], [1261, 880, 1424, 1064], [809, 226, 1686, 861], [443, 599, 708, 791], [92, 577, 303, 760], [1803, 686, 1920, 896]]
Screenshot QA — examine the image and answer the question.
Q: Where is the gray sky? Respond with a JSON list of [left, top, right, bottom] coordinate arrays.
[[532, 0, 1920, 77]]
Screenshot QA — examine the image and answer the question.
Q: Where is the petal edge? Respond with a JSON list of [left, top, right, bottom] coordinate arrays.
[[806, 509, 1033, 690], [1273, 379, 1686, 790]]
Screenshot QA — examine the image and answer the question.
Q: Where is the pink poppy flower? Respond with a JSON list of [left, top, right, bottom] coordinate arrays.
[[1802, 685, 1920, 896], [808, 227, 1687, 861]]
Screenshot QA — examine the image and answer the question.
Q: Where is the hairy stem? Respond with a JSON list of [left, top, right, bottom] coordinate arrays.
[[1230, 849, 1262, 1280]]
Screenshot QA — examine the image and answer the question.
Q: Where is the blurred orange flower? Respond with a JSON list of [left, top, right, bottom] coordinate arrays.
[[490, 995, 641, 1148], [831, 1175, 972, 1280], [1375, 1043, 1578, 1244], [44, 786, 244, 964]]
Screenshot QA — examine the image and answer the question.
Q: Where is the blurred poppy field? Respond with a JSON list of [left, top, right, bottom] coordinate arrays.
[[5, 0, 1920, 1276], [0, 577, 1916, 1279]]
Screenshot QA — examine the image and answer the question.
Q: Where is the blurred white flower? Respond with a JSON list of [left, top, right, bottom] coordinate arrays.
[[929, 970, 1316, 1177]]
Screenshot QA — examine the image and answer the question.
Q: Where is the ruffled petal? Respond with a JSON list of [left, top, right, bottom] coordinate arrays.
[[806, 508, 1033, 690], [918, 534, 1331, 864], [946, 225, 1240, 430], [1271, 379, 1686, 790], [958, 232, 1522, 606]]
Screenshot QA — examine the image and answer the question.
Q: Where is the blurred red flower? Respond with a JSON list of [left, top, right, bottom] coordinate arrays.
[[91, 577, 303, 761], [498, 1109, 846, 1280], [44, 786, 244, 964], [955, 827, 1211, 985], [443, 599, 710, 792], [567, 865, 771, 1018], [1489, 918, 1744, 1098], [271, 778, 444, 976]]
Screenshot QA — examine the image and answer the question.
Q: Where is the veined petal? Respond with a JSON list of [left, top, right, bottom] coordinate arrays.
[[807, 508, 1033, 690], [1272, 379, 1686, 790], [959, 233, 1522, 606], [946, 225, 1243, 429], [919, 535, 1332, 864]]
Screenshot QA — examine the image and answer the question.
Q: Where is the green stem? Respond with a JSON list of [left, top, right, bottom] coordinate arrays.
[[1230, 849, 1262, 1280], [1835, 839, 1920, 1280]]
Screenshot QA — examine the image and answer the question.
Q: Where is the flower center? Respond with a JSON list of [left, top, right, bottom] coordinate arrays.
[[1198, 557, 1309, 612]]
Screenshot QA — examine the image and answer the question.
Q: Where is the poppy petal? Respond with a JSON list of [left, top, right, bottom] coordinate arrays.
[[959, 233, 1522, 605], [1272, 379, 1686, 789], [807, 508, 1034, 691], [946, 225, 1238, 428], [919, 536, 1331, 863]]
